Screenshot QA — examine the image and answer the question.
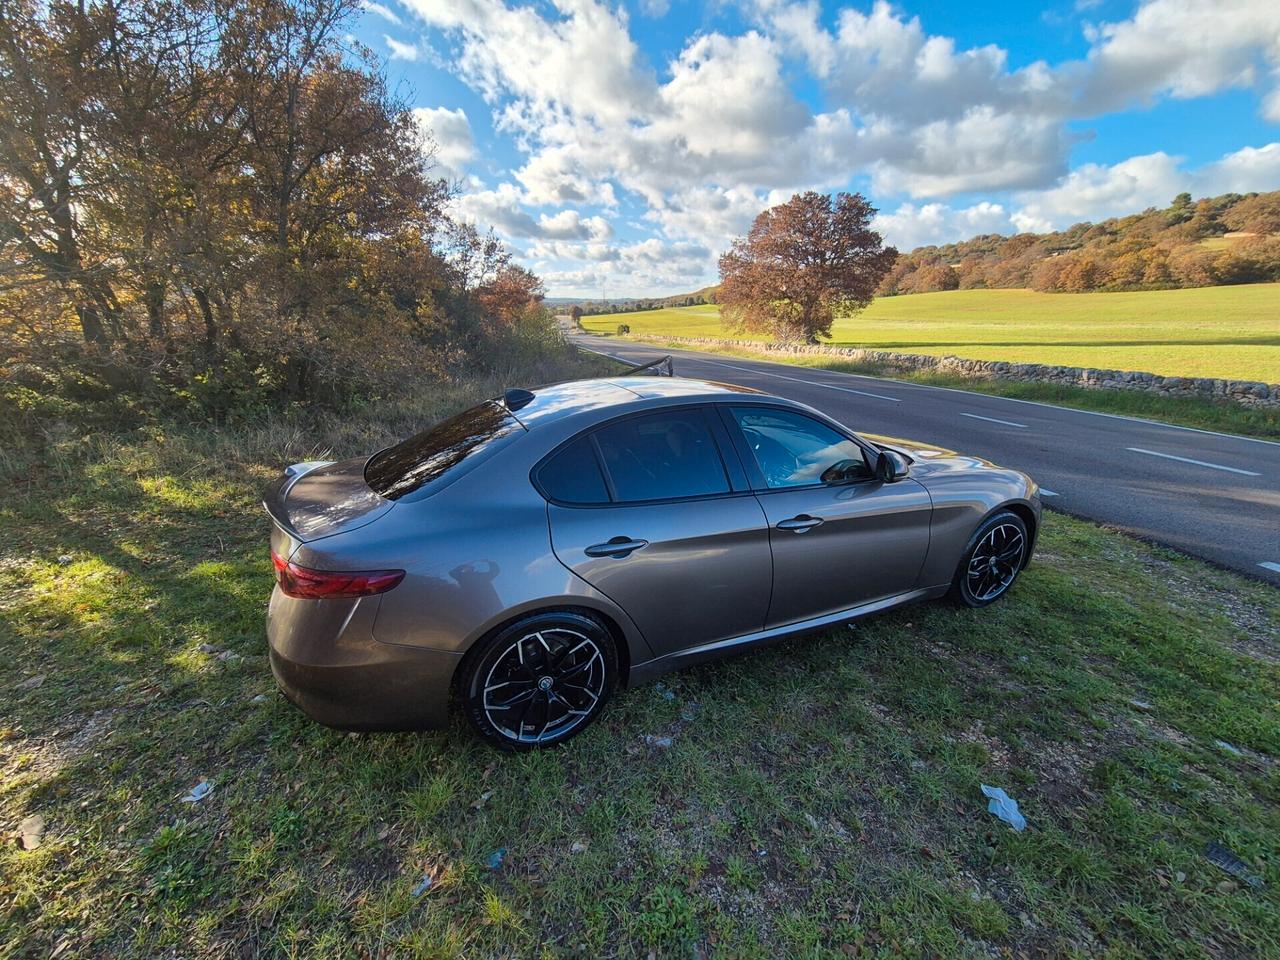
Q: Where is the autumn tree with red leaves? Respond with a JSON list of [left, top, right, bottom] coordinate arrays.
[[718, 192, 896, 343]]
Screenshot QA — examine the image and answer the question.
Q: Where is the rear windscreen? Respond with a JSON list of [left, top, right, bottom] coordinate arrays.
[[365, 401, 522, 501]]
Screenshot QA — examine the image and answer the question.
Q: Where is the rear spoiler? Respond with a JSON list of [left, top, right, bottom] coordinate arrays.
[[620, 355, 674, 377]]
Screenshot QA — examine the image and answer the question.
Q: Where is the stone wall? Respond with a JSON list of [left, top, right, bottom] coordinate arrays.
[[626, 336, 1280, 409]]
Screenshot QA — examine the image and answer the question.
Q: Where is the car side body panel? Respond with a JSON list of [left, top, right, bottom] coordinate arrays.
[[547, 494, 773, 656]]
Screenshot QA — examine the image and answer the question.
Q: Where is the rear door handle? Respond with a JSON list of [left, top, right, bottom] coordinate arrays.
[[777, 515, 824, 533], [585, 537, 649, 558]]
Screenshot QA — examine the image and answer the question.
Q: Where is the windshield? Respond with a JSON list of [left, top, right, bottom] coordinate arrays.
[[365, 400, 523, 501]]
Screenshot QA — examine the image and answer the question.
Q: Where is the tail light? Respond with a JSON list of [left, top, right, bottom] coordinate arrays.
[[271, 550, 404, 599]]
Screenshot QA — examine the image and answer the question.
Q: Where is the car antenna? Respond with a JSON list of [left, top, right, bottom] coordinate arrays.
[[620, 355, 674, 377]]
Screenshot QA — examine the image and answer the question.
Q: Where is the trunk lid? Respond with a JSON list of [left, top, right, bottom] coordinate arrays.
[[263, 457, 394, 543]]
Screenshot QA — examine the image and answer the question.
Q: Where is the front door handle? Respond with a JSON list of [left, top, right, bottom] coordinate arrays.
[[585, 537, 649, 559], [777, 515, 824, 533]]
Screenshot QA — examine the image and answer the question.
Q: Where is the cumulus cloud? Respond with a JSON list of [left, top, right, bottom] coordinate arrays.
[[411, 106, 475, 179], [1079, 0, 1280, 118], [394, 0, 1280, 293], [873, 201, 1015, 250]]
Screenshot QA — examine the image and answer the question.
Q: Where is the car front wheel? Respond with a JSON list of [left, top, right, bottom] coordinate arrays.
[[460, 610, 617, 751], [950, 510, 1029, 608]]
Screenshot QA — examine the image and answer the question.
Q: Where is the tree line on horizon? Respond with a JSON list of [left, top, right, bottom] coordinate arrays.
[[1, 0, 549, 433], [878, 190, 1280, 296]]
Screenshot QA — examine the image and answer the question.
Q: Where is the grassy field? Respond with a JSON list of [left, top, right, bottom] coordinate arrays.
[[580, 284, 1280, 383], [3, 352, 1279, 958]]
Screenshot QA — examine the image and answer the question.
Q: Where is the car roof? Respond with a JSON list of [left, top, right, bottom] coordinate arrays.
[[509, 376, 765, 428]]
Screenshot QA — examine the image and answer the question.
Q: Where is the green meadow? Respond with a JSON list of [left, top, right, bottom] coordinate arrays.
[[581, 284, 1280, 383]]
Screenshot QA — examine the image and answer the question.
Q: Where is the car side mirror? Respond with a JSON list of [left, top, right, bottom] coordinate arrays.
[[877, 449, 910, 483], [821, 458, 864, 485]]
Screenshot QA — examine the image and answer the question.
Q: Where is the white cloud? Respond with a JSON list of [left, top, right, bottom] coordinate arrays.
[[1193, 142, 1280, 194], [411, 106, 476, 179], [638, 0, 670, 16], [384, 34, 419, 61], [1080, 0, 1280, 116], [400, 0, 1280, 293], [364, 1, 403, 26], [873, 201, 1014, 250]]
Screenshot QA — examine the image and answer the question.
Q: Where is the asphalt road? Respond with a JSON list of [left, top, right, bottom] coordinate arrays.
[[571, 334, 1280, 585]]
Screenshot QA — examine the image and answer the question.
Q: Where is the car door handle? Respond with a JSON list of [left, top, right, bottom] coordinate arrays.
[[777, 515, 824, 533], [584, 537, 649, 558]]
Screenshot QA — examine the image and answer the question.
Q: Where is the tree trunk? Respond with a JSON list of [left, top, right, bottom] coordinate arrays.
[[146, 279, 167, 339], [193, 287, 217, 354]]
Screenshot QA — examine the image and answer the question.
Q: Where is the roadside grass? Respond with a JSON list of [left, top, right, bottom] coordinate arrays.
[[3, 354, 1279, 958], [621, 338, 1280, 441], [580, 285, 1280, 384]]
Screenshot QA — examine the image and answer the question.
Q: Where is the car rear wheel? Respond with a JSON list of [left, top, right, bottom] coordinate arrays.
[[460, 611, 617, 751], [950, 510, 1028, 608]]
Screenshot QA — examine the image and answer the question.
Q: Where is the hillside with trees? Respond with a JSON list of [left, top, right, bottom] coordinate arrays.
[[877, 191, 1280, 295], [0, 0, 551, 436]]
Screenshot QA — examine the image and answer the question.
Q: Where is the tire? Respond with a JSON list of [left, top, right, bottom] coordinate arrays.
[[949, 510, 1029, 608], [460, 610, 618, 751]]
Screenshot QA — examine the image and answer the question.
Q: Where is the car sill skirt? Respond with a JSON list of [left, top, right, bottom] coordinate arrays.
[[629, 585, 947, 686]]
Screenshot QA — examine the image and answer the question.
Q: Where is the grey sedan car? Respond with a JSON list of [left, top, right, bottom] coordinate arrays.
[[265, 369, 1040, 750]]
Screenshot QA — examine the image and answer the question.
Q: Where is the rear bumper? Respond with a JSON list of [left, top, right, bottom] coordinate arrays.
[[267, 589, 461, 731]]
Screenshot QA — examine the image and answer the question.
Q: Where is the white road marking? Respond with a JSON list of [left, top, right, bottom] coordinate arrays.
[[960, 412, 1027, 429], [1259, 561, 1280, 574], [1126, 447, 1261, 476], [702, 360, 903, 402], [1038, 488, 1058, 497]]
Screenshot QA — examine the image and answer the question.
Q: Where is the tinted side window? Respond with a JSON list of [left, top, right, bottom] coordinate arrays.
[[365, 401, 522, 501], [538, 437, 610, 504], [594, 409, 729, 503], [730, 407, 871, 489]]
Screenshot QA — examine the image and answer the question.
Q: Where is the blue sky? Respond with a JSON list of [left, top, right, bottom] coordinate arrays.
[[355, 0, 1280, 297]]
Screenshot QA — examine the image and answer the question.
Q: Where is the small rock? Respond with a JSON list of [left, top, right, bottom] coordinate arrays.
[[654, 683, 676, 701], [1129, 699, 1154, 712], [472, 791, 492, 810], [643, 735, 673, 749], [17, 674, 47, 691], [570, 841, 587, 854], [197, 644, 218, 654], [19, 814, 45, 850], [250, 694, 266, 703], [1214, 740, 1243, 756], [216, 650, 240, 662], [56, 554, 73, 565]]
